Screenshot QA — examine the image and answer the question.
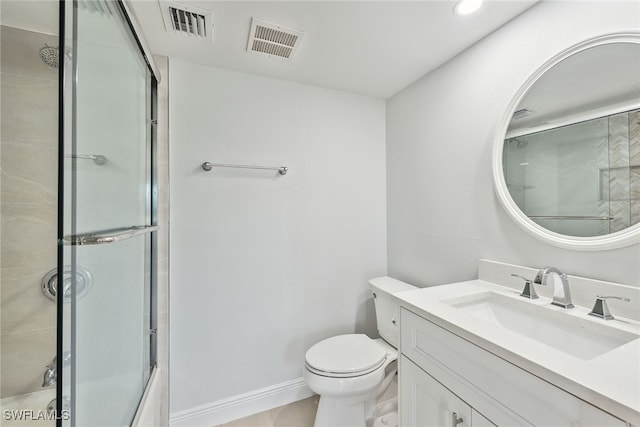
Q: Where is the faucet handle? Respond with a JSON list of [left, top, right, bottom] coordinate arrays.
[[511, 273, 541, 299], [588, 295, 630, 320]]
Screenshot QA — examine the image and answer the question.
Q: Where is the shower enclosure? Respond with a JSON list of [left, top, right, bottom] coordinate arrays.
[[1, 1, 159, 426], [504, 109, 640, 237]]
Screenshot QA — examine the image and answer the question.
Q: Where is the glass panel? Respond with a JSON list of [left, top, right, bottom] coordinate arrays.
[[74, 1, 150, 234], [74, 234, 150, 427], [504, 117, 611, 237], [62, 1, 155, 426]]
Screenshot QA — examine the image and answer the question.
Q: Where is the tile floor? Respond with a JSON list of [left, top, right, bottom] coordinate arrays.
[[215, 396, 319, 427]]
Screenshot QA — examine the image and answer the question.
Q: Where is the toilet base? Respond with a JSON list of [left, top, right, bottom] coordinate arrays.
[[314, 395, 368, 427], [312, 374, 398, 427]]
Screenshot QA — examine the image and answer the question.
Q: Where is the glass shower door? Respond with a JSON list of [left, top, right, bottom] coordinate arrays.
[[61, 1, 157, 426], [503, 117, 611, 237]]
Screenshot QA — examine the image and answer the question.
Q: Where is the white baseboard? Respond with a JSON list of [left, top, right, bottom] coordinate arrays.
[[169, 378, 314, 427]]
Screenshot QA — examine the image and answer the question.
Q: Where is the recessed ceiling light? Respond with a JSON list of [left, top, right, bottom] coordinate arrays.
[[454, 0, 484, 15]]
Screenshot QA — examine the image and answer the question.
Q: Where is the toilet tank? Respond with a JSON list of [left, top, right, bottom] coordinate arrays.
[[369, 277, 417, 348]]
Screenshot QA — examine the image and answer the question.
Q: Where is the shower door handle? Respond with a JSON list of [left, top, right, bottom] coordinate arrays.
[[63, 225, 158, 246]]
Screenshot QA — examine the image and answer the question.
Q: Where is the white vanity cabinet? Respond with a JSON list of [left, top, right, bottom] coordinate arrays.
[[399, 308, 627, 427], [401, 355, 495, 427]]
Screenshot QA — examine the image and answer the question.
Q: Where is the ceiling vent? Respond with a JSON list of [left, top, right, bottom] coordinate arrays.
[[512, 108, 533, 120], [247, 18, 304, 60], [159, 1, 213, 41]]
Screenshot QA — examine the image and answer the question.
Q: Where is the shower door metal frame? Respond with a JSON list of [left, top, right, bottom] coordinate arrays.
[[56, 1, 67, 423], [57, 1, 160, 425]]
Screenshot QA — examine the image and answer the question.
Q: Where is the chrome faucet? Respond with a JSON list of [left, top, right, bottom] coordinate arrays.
[[42, 357, 57, 387], [41, 352, 71, 387], [534, 266, 574, 308]]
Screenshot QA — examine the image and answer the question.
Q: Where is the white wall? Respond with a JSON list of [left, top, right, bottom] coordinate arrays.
[[169, 60, 387, 413], [386, 1, 640, 288]]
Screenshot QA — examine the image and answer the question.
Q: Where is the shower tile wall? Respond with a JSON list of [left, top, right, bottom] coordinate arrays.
[[631, 110, 640, 225], [608, 109, 640, 232], [0, 26, 59, 398]]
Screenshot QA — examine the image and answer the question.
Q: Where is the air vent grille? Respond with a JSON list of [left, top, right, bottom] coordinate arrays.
[[255, 25, 299, 48], [513, 108, 533, 120], [247, 18, 304, 60], [159, 1, 213, 41], [169, 7, 207, 37], [251, 39, 294, 59]]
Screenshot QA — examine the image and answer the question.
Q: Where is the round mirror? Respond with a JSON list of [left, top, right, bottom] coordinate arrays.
[[493, 33, 640, 250]]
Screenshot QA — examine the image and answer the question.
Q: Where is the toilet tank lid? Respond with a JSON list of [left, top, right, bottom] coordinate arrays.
[[369, 276, 417, 294]]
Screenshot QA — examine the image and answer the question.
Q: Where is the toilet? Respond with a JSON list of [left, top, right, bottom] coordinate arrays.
[[304, 276, 417, 427]]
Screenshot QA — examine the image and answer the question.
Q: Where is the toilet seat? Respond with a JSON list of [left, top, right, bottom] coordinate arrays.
[[305, 334, 387, 378]]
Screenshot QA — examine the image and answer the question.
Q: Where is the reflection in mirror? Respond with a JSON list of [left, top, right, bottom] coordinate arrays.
[[503, 42, 640, 238]]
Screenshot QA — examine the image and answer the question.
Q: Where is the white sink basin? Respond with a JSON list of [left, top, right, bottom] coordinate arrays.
[[443, 291, 638, 360]]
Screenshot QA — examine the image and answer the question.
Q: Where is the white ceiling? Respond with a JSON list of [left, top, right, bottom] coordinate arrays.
[[129, 0, 538, 98], [508, 42, 640, 133], [0, 1, 59, 35]]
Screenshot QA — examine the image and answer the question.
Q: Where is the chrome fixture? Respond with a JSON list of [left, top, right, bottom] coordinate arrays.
[[67, 154, 107, 165], [533, 266, 574, 308], [39, 44, 72, 68], [46, 396, 70, 414], [588, 295, 630, 320], [42, 361, 56, 387], [511, 273, 538, 299], [201, 161, 288, 175], [42, 352, 71, 387], [527, 215, 614, 221], [42, 266, 93, 302], [63, 225, 158, 246]]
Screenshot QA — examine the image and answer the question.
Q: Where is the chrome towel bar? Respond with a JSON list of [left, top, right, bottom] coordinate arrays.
[[201, 161, 288, 175], [528, 215, 614, 220], [63, 225, 158, 246]]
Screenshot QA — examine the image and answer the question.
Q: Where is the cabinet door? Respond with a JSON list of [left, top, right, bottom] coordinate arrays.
[[401, 355, 472, 427]]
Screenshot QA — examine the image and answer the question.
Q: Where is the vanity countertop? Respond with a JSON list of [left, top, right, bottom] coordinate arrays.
[[393, 279, 640, 424]]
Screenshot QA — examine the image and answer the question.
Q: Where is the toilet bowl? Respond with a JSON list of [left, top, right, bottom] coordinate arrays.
[[304, 277, 417, 427]]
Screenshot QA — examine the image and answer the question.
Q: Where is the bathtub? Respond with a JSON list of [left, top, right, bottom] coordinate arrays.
[[1, 389, 57, 427]]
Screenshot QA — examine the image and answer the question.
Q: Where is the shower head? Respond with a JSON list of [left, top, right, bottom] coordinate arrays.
[[39, 44, 71, 68]]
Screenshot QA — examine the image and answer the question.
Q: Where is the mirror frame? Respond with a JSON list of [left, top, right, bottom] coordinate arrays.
[[492, 32, 640, 251]]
